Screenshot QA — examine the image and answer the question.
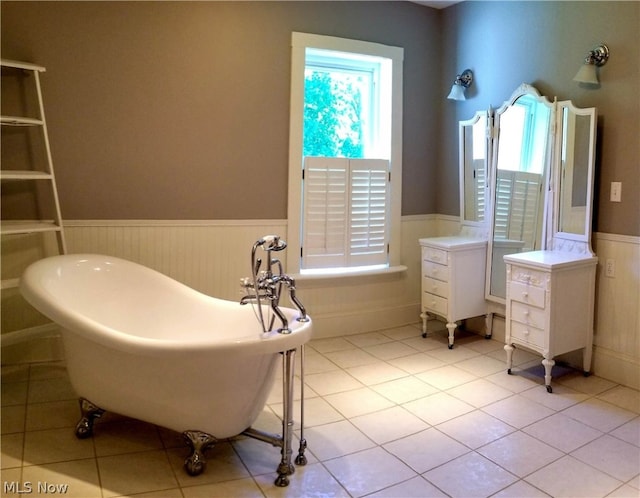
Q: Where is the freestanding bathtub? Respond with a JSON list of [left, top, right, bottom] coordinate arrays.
[[20, 253, 312, 484]]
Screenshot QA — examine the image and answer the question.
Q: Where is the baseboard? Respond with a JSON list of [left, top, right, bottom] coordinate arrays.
[[309, 302, 422, 339], [592, 345, 640, 390]]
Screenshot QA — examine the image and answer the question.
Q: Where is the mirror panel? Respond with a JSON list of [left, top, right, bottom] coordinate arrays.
[[487, 85, 552, 301], [556, 102, 596, 242], [460, 111, 489, 225]]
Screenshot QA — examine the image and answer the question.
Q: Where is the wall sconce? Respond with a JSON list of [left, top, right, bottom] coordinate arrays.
[[447, 69, 473, 101], [573, 43, 610, 85]]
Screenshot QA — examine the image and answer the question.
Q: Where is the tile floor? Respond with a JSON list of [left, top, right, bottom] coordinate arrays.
[[1, 322, 639, 498]]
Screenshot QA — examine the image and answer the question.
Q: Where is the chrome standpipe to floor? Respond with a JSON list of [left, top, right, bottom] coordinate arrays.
[[242, 346, 307, 486]]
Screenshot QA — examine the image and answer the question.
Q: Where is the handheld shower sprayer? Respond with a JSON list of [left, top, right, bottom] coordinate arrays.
[[258, 235, 287, 252], [241, 235, 308, 334]]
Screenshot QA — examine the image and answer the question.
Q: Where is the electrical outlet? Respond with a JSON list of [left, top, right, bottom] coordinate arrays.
[[610, 182, 622, 202], [605, 258, 615, 278]]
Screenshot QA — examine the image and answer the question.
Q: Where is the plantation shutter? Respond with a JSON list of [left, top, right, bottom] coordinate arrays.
[[349, 159, 390, 266], [494, 169, 542, 250], [302, 157, 390, 270]]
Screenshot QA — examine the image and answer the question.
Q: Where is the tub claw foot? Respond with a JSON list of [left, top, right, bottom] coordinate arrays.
[[182, 430, 217, 476], [75, 398, 105, 439]]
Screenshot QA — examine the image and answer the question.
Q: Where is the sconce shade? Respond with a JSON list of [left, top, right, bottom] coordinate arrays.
[[573, 43, 609, 85], [447, 68, 473, 101], [573, 63, 599, 84], [447, 84, 466, 101]]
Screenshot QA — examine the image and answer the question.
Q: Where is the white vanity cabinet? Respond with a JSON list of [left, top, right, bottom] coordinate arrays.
[[419, 236, 487, 348], [504, 251, 597, 392]]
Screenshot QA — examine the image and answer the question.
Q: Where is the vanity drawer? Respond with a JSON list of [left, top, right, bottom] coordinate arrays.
[[510, 267, 547, 289], [510, 320, 545, 349], [422, 292, 448, 316], [510, 301, 546, 329], [508, 281, 545, 309], [423, 261, 449, 282], [422, 247, 448, 265], [422, 276, 449, 299]]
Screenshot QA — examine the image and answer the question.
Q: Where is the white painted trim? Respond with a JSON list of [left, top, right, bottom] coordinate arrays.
[[0, 323, 60, 347], [594, 232, 640, 245], [592, 345, 640, 390], [287, 31, 404, 273], [64, 219, 288, 228], [293, 265, 407, 282]]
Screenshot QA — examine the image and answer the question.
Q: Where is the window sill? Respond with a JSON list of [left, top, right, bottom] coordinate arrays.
[[292, 265, 407, 283]]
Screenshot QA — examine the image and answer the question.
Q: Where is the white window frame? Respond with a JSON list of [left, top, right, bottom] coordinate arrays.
[[287, 32, 403, 275]]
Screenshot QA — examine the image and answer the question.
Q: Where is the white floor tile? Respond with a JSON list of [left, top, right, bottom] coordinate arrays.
[[483, 394, 555, 429], [436, 410, 515, 449], [371, 375, 438, 404], [350, 405, 429, 444], [383, 427, 469, 473], [22, 458, 103, 498], [525, 455, 622, 498], [346, 362, 408, 386], [324, 387, 394, 418], [416, 364, 477, 390], [323, 446, 416, 497], [597, 386, 640, 414], [366, 475, 448, 497], [423, 452, 518, 497], [523, 412, 603, 452], [447, 378, 513, 408], [404, 391, 475, 426], [478, 431, 564, 477], [562, 398, 637, 432], [609, 416, 640, 447], [301, 419, 375, 461], [571, 434, 640, 482]]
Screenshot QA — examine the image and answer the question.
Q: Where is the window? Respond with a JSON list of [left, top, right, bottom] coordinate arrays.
[[287, 33, 403, 275]]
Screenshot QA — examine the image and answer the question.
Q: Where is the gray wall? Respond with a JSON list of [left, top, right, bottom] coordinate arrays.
[[1, 1, 440, 219], [2, 1, 638, 236], [439, 1, 639, 236]]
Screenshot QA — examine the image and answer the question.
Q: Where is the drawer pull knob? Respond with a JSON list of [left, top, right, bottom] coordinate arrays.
[[523, 329, 529, 336], [523, 311, 530, 316], [522, 292, 529, 299]]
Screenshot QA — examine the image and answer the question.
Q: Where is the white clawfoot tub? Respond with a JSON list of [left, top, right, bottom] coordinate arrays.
[[20, 254, 312, 484]]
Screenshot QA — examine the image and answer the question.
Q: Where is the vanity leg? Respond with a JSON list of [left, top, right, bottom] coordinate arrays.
[[583, 335, 594, 376], [485, 313, 493, 339], [446, 322, 456, 349], [420, 311, 428, 338], [542, 357, 555, 393], [505, 344, 514, 374]]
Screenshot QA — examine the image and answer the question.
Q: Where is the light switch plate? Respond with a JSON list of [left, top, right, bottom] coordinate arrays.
[[610, 182, 622, 202]]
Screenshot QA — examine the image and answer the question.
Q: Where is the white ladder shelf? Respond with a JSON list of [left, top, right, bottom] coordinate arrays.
[[1, 59, 66, 345]]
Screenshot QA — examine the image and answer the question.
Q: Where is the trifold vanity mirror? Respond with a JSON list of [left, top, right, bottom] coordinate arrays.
[[486, 83, 597, 303], [420, 83, 598, 391]]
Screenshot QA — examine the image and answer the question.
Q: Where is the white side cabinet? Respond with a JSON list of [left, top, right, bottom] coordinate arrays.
[[419, 236, 487, 348], [504, 251, 597, 392]]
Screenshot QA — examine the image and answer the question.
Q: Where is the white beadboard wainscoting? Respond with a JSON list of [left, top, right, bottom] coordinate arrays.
[[2, 217, 638, 389], [592, 232, 640, 389], [60, 217, 440, 339]]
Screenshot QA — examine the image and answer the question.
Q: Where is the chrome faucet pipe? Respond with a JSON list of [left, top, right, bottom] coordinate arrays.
[[242, 236, 307, 334]]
